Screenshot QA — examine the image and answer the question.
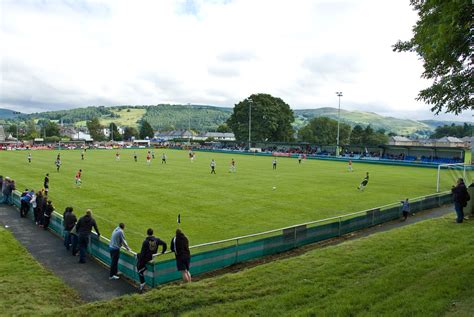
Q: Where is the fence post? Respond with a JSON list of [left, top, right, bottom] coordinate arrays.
[[294, 227, 297, 247], [338, 217, 342, 236], [372, 210, 375, 226], [235, 239, 239, 264]]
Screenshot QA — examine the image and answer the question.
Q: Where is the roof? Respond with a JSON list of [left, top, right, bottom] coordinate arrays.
[[437, 137, 463, 143], [390, 136, 411, 142]]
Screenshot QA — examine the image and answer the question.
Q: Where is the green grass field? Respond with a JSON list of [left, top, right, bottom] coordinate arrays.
[[59, 217, 474, 316], [0, 227, 81, 316], [0, 149, 467, 250]]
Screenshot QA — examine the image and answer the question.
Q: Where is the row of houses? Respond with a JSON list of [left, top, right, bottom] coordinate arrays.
[[388, 136, 471, 148], [154, 130, 235, 141]]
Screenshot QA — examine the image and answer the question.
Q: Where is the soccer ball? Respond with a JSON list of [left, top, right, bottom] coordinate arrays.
[[272, 186, 276, 190]]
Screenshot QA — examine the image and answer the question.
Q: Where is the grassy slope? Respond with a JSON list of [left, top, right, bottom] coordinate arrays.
[[61, 217, 474, 316], [0, 149, 460, 250], [294, 108, 432, 134], [0, 227, 81, 316]]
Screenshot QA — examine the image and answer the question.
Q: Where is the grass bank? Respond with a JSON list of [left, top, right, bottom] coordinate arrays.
[[61, 216, 474, 316], [0, 227, 81, 316]]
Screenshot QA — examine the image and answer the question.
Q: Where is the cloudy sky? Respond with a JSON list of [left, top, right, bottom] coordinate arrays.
[[0, 0, 471, 121]]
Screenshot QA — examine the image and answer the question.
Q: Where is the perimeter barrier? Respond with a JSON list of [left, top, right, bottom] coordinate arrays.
[[5, 190, 452, 287]]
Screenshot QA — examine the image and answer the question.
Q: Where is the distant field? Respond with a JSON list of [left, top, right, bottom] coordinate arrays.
[[74, 107, 146, 128], [0, 227, 81, 315], [0, 149, 464, 250], [60, 217, 474, 316]]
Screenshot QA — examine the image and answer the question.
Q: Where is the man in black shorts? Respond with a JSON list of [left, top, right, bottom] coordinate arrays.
[[358, 172, 369, 191], [170, 229, 191, 283], [136, 228, 167, 292]]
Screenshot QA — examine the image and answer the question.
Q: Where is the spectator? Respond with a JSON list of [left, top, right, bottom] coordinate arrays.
[[75, 209, 100, 263], [20, 189, 33, 218], [400, 198, 410, 221], [43, 200, 54, 230], [136, 228, 167, 292], [33, 190, 44, 225], [63, 207, 77, 251], [108, 223, 131, 280], [2, 177, 14, 205], [170, 229, 192, 283], [451, 178, 470, 223]]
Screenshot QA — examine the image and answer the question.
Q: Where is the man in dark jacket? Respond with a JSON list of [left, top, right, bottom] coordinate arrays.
[[136, 228, 167, 292], [452, 178, 470, 223], [42, 200, 54, 230], [63, 207, 77, 251], [20, 189, 33, 218], [75, 209, 100, 263], [170, 229, 191, 283]]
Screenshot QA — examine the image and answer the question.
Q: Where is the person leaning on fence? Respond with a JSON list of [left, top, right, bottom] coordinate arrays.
[[170, 229, 192, 283], [75, 209, 100, 263], [63, 207, 77, 251], [400, 198, 410, 221], [42, 200, 54, 230], [109, 223, 131, 280], [451, 178, 470, 224], [20, 189, 33, 218], [136, 228, 167, 292]]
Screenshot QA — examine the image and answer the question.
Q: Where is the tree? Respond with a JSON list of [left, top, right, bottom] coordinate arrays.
[[139, 120, 154, 139], [123, 127, 139, 141], [227, 93, 294, 143], [25, 120, 38, 140], [350, 125, 365, 145], [298, 117, 351, 145], [216, 123, 232, 133], [44, 120, 60, 137], [393, 0, 472, 114], [86, 117, 104, 141], [109, 122, 122, 141]]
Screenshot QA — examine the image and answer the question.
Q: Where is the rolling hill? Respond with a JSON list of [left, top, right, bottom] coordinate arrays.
[[0, 108, 23, 119], [3, 105, 470, 136]]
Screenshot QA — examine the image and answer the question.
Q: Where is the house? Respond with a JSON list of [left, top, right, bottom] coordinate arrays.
[[435, 137, 464, 147], [194, 132, 236, 141], [388, 136, 413, 146], [0, 125, 5, 142]]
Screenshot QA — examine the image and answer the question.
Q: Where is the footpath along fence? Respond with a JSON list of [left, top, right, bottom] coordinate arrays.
[[5, 190, 452, 287]]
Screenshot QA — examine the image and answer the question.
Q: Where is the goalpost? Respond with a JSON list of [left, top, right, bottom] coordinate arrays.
[[436, 163, 473, 192]]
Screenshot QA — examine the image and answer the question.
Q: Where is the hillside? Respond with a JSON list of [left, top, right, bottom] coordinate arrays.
[[0, 108, 22, 119], [59, 217, 474, 316], [293, 108, 433, 135], [4, 105, 468, 135]]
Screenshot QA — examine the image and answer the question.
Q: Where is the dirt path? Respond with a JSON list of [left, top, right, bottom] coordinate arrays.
[[0, 204, 137, 302]]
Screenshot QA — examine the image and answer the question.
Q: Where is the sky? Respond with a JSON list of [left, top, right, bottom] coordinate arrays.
[[0, 0, 472, 121]]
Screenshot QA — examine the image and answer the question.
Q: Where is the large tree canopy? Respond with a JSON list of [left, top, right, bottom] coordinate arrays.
[[86, 117, 104, 141], [393, 0, 472, 115], [139, 120, 154, 139], [298, 117, 351, 145], [227, 94, 294, 143]]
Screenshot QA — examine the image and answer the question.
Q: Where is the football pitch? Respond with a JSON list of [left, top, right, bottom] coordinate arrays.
[[0, 149, 461, 250]]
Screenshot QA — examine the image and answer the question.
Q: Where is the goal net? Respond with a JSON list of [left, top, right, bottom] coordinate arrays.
[[436, 163, 474, 192]]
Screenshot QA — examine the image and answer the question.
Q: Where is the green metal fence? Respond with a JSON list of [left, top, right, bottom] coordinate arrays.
[[6, 190, 452, 287]]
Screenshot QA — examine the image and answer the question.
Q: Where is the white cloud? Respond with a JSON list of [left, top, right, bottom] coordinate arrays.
[[0, 0, 472, 121]]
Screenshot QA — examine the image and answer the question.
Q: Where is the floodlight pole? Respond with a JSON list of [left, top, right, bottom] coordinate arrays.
[[248, 99, 253, 150], [336, 92, 343, 156], [187, 103, 191, 145]]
